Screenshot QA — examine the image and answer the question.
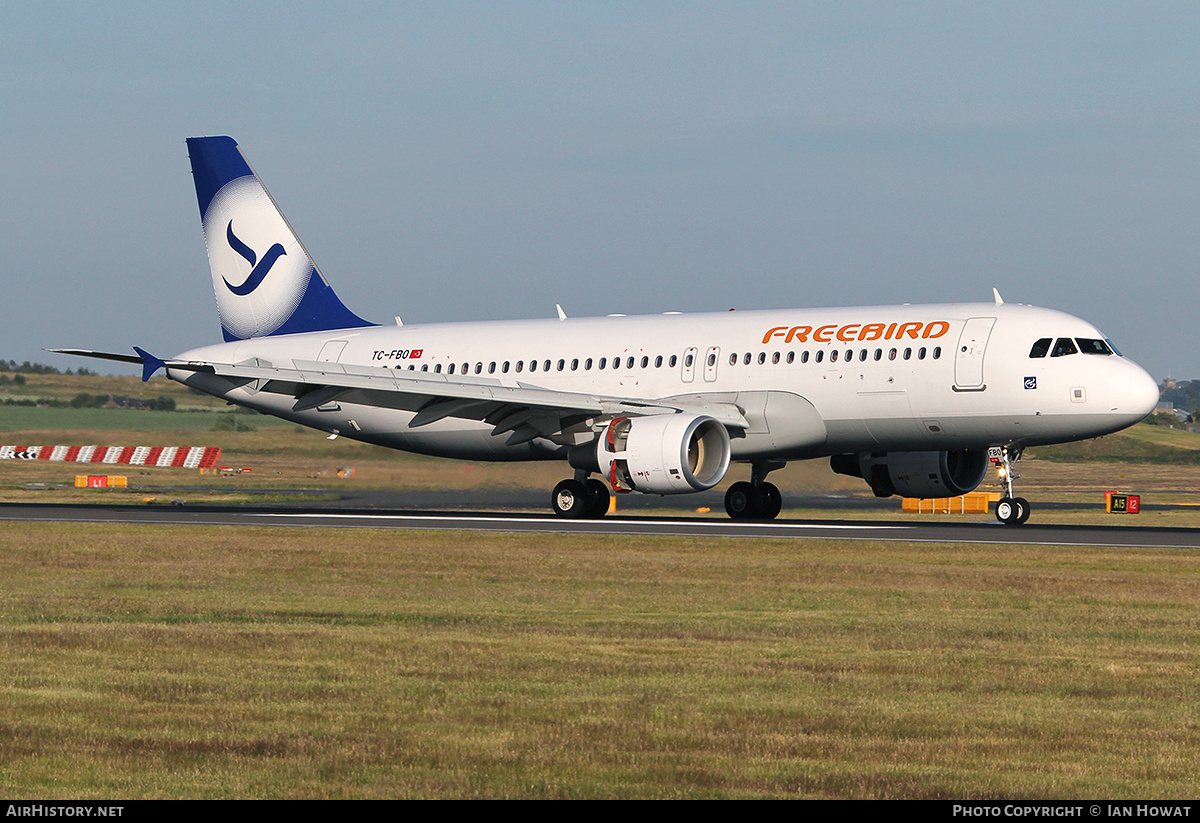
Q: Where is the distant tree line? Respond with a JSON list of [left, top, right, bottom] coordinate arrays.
[[68, 394, 176, 411], [0, 394, 176, 411], [0, 360, 96, 376]]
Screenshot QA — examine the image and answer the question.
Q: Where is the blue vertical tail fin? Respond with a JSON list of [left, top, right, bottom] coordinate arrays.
[[186, 136, 375, 341]]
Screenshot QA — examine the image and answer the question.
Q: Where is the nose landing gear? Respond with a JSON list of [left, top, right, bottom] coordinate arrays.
[[994, 446, 1030, 526]]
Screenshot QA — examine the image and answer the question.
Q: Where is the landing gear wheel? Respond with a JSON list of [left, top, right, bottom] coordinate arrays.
[[996, 496, 1029, 526], [1014, 496, 1031, 525], [584, 478, 611, 519], [725, 481, 762, 520], [758, 482, 782, 520], [552, 479, 589, 519]]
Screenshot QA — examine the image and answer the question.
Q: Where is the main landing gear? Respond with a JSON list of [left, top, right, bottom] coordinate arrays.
[[724, 460, 785, 521], [551, 473, 611, 519], [550, 461, 789, 521], [994, 445, 1031, 526]]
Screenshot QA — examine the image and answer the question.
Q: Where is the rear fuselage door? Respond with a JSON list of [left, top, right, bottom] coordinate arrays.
[[954, 317, 995, 390], [317, 340, 348, 363]]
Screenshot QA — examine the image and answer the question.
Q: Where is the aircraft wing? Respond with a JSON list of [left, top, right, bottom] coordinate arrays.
[[49, 348, 750, 445]]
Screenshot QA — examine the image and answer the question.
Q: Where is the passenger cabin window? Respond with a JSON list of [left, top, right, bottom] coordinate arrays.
[[1029, 338, 1052, 358], [1051, 338, 1078, 357]]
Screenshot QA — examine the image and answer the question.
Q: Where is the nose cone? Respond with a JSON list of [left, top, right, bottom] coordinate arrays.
[[1109, 361, 1159, 426]]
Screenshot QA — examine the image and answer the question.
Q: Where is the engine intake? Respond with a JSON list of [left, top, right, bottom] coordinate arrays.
[[593, 414, 731, 494], [831, 449, 988, 498]]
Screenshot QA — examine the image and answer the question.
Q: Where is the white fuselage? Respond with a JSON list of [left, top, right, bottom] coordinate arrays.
[[171, 301, 1158, 464]]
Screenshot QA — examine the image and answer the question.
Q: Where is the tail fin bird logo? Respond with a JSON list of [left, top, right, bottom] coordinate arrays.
[[224, 221, 287, 296]]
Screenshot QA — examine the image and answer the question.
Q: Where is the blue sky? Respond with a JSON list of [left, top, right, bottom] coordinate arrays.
[[2, 2, 1196, 380]]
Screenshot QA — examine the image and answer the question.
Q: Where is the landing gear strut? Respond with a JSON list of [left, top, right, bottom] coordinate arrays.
[[725, 460, 785, 521], [994, 445, 1030, 526]]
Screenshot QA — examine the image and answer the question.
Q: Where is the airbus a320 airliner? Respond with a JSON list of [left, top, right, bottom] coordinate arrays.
[[55, 136, 1159, 525]]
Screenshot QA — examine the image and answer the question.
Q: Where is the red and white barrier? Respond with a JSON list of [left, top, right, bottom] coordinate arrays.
[[0, 445, 221, 468]]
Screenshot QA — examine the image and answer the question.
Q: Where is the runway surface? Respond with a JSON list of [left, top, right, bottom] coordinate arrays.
[[3, 500, 1199, 549]]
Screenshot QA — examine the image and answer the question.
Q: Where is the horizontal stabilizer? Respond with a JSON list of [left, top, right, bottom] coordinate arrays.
[[49, 347, 215, 382], [47, 348, 144, 365]]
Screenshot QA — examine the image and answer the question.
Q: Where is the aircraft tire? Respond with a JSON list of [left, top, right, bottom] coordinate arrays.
[[584, 478, 611, 518], [552, 479, 590, 519], [758, 482, 782, 520], [996, 496, 1024, 526], [725, 481, 762, 520], [1014, 497, 1031, 524]]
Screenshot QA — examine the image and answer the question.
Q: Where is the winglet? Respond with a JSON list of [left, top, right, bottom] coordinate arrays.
[[133, 347, 166, 382], [992, 288, 1004, 305], [556, 303, 567, 320]]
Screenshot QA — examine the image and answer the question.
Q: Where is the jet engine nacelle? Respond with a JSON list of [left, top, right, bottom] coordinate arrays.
[[831, 449, 989, 499], [595, 414, 731, 494]]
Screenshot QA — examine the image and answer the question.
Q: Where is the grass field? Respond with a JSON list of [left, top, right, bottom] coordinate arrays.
[[4, 397, 1200, 797], [2, 525, 1198, 799]]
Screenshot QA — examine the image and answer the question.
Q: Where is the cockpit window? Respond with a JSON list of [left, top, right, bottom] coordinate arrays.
[[1106, 339, 1122, 357], [1076, 338, 1112, 355], [1029, 338, 1052, 358], [1051, 338, 1078, 357]]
